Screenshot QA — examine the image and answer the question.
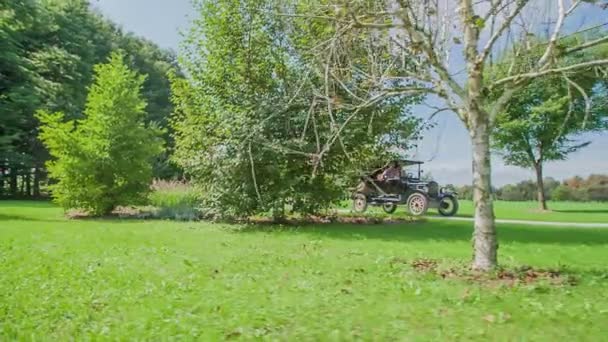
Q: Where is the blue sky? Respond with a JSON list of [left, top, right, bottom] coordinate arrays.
[[93, 0, 608, 186]]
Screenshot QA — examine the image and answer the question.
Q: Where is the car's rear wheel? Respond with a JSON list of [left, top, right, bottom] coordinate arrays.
[[352, 193, 368, 213], [407, 192, 428, 216], [382, 203, 397, 214], [438, 196, 459, 216]]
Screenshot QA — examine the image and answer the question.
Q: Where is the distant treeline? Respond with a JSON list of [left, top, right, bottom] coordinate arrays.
[[0, 0, 180, 198], [456, 174, 608, 202]]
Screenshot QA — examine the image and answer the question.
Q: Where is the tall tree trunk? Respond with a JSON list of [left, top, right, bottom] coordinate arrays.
[[33, 167, 41, 198], [470, 118, 498, 271], [20, 173, 26, 196], [462, 4, 498, 269], [0, 166, 5, 197], [25, 171, 32, 197], [534, 162, 548, 210], [9, 169, 18, 197]]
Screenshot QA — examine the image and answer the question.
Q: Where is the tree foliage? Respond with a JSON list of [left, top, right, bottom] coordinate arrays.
[[171, 0, 424, 218], [492, 37, 608, 168], [263, 0, 608, 270], [0, 0, 39, 167], [456, 175, 608, 202], [553, 174, 608, 202], [37, 53, 163, 215], [491, 35, 608, 209], [1, 0, 180, 198]]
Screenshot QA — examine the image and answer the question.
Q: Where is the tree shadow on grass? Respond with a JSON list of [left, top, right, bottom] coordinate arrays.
[[0, 214, 40, 221], [233, 219, 608, 246], [427, 213, 474, 218], [0, 213, 73, 223], [455, 214, 474, 218]]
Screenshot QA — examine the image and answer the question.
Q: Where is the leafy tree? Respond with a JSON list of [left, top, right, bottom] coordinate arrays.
[[37, 53, 163, 215], [116, 32, 182, 179], [0, 0, 40, 196], [286, 0, 608, 270], [1, 0, 180, 199], [172, 0, 423, 219], [492, 39, 608, 210], [551, 185, 580, 201], [553, 174, 608, 202]]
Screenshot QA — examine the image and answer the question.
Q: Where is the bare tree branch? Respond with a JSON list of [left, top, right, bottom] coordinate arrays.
[[357, 2, 467, 98], [563, 74, 591, 128], [565, 35, 608, 55], [478, 0, 529, 65], [350, 13, 404, 29], [489, 86, 518, 125], [491, 59, 608, 87], [483, 0, 517, 21], [300, 98, 316, 141], [565, 0, 583, 16], [248, 142, 262, 202], [553, 81, 576, 145], [537, 0, 569, 67]]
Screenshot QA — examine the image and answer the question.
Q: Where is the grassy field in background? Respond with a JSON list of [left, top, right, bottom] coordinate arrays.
[[451, 200, 608, 223], [2, 200, 608, 340]]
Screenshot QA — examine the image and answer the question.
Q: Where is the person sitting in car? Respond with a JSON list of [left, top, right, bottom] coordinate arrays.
[[382, 161, 401, 180]]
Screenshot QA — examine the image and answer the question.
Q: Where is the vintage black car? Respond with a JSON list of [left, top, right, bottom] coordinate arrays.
[[351, 160, 458, 216]]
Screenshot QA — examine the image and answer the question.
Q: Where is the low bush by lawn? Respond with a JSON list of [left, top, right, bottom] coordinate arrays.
[[1, 201, 607, 340]]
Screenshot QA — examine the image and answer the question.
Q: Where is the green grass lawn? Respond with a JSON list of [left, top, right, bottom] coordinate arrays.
[[2, 201, 608, 340], [446, 200, 608, 223]]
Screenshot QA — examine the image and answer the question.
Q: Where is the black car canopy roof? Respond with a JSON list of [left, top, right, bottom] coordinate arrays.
[[363, 159, 424, 176], [398, 160, 424, 166]]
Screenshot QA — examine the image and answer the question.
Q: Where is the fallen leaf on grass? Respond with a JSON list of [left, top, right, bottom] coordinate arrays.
[[411, 258, 438, 272], [483, 312, 511, 324], [225, 330, 242, 339], [341, 287, 352, 295], [460, 288, 471, 300], [483, 314, 496, 323], [499, 312, 512, 323]]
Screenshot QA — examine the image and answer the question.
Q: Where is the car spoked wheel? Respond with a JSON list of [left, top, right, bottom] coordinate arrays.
[[438, 196, 459, 217], [353, 193, 368, 213], [407, 192, 428, 216], [382, 203, 397, 214]]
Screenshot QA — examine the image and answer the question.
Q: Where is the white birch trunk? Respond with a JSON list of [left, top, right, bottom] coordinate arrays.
[[470, 117, 498, 270]]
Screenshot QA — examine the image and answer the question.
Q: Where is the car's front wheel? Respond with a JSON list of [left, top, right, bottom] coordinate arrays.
[[438, 196, 459, 216]]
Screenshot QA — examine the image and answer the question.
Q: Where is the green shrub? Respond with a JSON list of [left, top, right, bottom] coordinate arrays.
[[37, 53, 164, 216], [587, 185, 608, 201], [552, 185, 573, 201], [170, 1, 424, 220]]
